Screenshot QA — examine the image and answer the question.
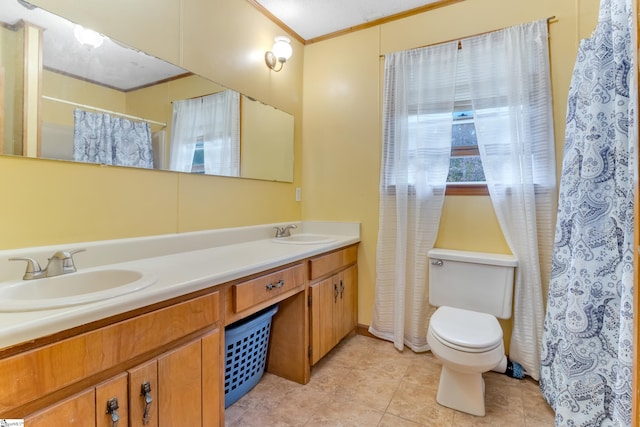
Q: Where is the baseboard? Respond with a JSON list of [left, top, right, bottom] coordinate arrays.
[[356, 323, 380, 339]]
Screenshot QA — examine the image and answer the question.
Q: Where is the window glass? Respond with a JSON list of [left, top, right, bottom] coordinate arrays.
[[191, 139, 205, 174], [447, 110, 485, 183]]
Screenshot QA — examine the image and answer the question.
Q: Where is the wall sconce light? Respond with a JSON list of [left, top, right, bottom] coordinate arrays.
[[265, 36, 293, 72], [74, 24, 104, 48]]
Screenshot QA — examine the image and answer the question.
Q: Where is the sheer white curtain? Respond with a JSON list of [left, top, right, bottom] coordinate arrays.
[[170, 90, 240, 175], [463, 20, 556, 379], [203, 91, 240, 176], [369, 42, 458, 352]]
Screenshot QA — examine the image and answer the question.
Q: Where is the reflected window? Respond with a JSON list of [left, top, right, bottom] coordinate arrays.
[[170, 90, 240, 176], [191, 140, 205, 174]]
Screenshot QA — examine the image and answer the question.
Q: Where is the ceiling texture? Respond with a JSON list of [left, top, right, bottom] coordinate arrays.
[[249, 0, 460, 43], [0, 0, 460, 91]]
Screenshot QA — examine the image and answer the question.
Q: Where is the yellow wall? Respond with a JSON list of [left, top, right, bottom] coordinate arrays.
[[1, 0, 601, 335], [0, 0, 303, 250], [241, 96, 295, 182], [42, 70, 127, 126], [302, 0, 600, 327]]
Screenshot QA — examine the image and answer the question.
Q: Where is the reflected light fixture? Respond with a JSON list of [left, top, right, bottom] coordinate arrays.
[[74, 24, 104, 48], [265, 36, 293, 72]]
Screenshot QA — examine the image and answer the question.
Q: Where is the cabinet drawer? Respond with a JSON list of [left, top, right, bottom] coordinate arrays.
[[232, 264, 305, 313], [309, 245, 358, 280]]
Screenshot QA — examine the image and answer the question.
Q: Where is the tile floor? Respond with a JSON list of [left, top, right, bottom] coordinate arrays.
[[225, 334, 556, 426]]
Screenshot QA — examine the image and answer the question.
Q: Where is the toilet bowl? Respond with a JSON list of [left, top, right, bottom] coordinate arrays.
[[427, 306, 504, 416], [426, 248, 517, 416]]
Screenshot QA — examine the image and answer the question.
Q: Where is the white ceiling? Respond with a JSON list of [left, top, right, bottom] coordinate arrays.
[[0, 0, 447, 91], [253, 0, 444, 41], [0, 0, 187, 91]]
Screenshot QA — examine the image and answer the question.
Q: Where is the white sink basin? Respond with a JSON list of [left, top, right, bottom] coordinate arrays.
[[272, 234, 337, 245], [0, 269, 157, 312]]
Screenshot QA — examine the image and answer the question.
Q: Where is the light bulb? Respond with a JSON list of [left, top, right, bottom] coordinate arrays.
[[74, 25, 104, 48], [271, 36, 292, 62]]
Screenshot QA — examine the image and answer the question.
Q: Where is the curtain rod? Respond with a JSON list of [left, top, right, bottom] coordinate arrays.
[[379, 15, 557, 58], [42, 95, 167, 127]]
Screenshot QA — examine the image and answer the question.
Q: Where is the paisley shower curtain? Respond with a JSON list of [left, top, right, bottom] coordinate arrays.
[[73, 109, 154, 168], [540, 0, 636, 424]]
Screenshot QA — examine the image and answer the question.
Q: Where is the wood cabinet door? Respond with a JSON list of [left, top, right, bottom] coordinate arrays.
[[310, 276, 336, 365], [158, 339, 203, 427], [96, 373, 128, 427], [24, 388, 95, 427], [129, 359, 158, 427], [201, 330, 222, 427], [337, 265, 358, 340]]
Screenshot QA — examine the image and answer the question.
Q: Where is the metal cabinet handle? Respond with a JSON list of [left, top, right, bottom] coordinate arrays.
[[141, 381, 153, 425], [340, 280, 344, 299], [334, 282, 339, 302], [431, 259, 444, 266], [266, 279, 284, 291], [106, 397, 120, 427]]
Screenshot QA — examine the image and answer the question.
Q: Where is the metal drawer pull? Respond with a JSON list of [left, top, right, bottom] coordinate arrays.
[[106, 397, 120, 427], [266, 279, 285, 290], [141, 381, 153, 425], [431, 259, 443, 266]]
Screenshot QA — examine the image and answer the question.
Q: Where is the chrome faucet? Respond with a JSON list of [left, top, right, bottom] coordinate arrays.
[[10, 249, 86, 280], [273, 224, 297, 238]]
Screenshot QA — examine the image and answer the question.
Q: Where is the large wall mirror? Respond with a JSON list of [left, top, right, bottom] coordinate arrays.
[[0, 0, 294, 182]]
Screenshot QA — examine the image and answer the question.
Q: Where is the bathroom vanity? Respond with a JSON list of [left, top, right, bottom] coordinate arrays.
[[0, 222, 359, 426]]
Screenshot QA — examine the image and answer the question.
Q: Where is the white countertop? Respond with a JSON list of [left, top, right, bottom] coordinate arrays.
[[0, 222, 359, 350]]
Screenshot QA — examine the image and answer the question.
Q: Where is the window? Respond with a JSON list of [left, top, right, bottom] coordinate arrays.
[[393, 107, 488, 195], [191, 140, 205, 174], [382, 48, 490, 196], [446, 109, 488, 195], [445, 46, 488, 195], [448, 110, 484, 182]]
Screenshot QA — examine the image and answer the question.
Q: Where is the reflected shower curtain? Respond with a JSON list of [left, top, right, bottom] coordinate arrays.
[[73, 109, 153, 168], [73, 109, 114, 165], [540, 0, 636, 425], [369, 42, 457, 352]]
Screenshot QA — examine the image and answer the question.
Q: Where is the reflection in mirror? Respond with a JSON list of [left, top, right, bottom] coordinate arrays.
[[0, 0, 295, 182]]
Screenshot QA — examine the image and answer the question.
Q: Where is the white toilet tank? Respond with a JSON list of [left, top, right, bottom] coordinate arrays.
[[428, 249, 518, 319]]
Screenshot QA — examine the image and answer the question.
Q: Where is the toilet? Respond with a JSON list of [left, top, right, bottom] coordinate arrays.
[[426, 248, 517, 416]]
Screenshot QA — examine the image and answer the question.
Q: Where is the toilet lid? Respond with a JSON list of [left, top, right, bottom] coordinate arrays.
[[429, 306, 503, 351]]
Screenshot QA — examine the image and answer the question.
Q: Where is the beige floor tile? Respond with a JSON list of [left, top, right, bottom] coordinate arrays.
[[307, 361, 352, 394], [378, 413, 427, 426], [334, 367, 402, 412], [401, 357, 442, 390], [525, 417, 555, 427], [225, 406, 295, 427], [224, 334, 555, 427], [521, 380, 555, 425], [304, 398, 384, 427], [262, 386, 333, 426], [231, 373, 303, 411], [386, 380, 455, 426]]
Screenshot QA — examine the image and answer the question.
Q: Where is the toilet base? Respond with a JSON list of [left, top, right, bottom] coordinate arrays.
[[436, 365, 486, 416]]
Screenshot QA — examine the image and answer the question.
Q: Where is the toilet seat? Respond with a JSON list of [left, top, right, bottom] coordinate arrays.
[[429, 306, 503, 353]]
